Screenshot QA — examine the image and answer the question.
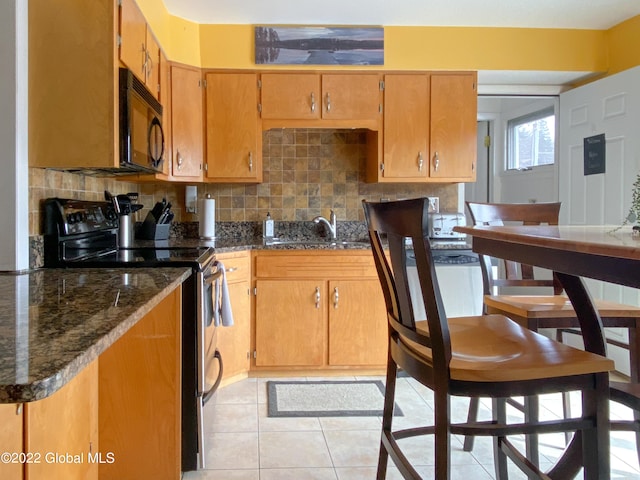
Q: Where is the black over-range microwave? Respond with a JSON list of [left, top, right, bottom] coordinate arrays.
[[119, 68, 165, 174]]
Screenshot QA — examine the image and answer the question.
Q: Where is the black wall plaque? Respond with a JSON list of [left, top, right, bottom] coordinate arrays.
[[584, 134, 606, 175]]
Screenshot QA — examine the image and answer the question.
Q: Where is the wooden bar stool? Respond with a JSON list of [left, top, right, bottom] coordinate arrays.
[[464, 201, 640, 462], [363, 197, 613, 479]]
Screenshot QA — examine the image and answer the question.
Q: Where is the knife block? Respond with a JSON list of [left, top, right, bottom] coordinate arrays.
[[137, 221, 170, 240]]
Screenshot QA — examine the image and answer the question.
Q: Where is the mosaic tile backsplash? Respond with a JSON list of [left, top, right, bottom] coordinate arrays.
[[201, 129, 458, 222], [29, 128, 459, 236]]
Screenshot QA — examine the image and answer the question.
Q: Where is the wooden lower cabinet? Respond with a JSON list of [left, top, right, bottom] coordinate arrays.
[[0, 361, 99, 480], [253, 252, 388, 370], [98, 286, 181, 480], [0, 287, 182, 480], [328, 279, 388, 366], [255, 279, 326, 367], [24, 360, 99, 480], [216, 251, 252, 380], [0, 403, 23, 480]]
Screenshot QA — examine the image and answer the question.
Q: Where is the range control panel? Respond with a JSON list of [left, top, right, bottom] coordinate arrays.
[[44, 199, 118, 237]]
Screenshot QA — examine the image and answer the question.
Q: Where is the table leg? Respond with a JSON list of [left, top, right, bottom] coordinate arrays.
[[554, 272, 610, 480]]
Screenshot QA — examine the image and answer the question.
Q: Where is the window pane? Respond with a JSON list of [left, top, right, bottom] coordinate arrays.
[[508, 110, 555, 170]]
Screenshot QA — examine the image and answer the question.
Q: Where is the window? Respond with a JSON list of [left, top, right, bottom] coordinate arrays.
[[507, 107, 555, 170]]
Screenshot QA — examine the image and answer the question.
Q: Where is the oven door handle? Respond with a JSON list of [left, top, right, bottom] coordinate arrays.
[[202, 350, 223, 405], [204, 268, 223, 286]]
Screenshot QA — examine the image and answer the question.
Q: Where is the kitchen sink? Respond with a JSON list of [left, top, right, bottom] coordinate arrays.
[[264, 239, 369, 248]]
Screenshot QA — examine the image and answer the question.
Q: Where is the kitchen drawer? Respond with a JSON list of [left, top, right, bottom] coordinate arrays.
[[216, 251, 250, 284], [254, 252, 377, 279]]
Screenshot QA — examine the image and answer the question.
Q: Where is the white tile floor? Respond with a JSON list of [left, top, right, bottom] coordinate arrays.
[[183, 375, 640, 479]]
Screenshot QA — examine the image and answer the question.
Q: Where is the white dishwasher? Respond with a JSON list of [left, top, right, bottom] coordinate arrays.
[[406, 247, 484, 319]]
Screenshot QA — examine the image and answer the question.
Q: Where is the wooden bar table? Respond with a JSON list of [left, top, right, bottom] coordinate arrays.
[[454, 225, 640, 480]]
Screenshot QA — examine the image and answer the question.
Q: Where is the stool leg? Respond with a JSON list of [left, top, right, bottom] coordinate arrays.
[[561, 391, 573, 444], [463, 397, 480, 452], [493, 398, 508, 480], [434, 389, 451, 480], [377, 355, 397, 480], [523, 395, 540, 479], [556, 328, 573, 444]]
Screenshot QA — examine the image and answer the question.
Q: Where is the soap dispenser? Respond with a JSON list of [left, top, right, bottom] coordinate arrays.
[[263, 212, 274, 238]]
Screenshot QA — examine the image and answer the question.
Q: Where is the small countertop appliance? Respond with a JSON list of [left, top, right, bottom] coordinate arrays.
[[428, 212, 467, 240]]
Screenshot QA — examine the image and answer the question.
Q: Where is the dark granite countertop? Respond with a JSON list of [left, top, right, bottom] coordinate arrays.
[[132, 236, 472, 253], [0, 267, 191, 403]]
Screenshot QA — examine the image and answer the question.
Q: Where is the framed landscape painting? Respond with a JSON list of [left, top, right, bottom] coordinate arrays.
[[255, 26, 384, 66]]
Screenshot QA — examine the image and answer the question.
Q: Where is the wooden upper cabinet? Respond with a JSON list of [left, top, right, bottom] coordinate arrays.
[[119, 0, 146, 82], [429, 73, 477, 180], [374, 72, 477, 183], [261, 73, 321, 120], [144, 31, 161, 99], [321, 74, 381, 120], [29, 0, 118, 170], [159, 50, 171, 176], [205, 72, 262, 182], [119, 0, 160, 99], [381, 74, 430, 180], [170, 65, 203, 180], [260, 73, 382, 128]]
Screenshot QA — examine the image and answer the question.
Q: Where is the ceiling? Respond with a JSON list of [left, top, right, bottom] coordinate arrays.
[[162, 0, 640, 29], [160, 0, 640, 93]]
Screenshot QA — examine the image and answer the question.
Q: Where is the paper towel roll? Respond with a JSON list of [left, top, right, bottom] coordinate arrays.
[[199, 197, 216, 239]]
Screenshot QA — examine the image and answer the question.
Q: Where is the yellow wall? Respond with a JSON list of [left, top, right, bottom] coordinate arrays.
[[383, 27, 606, 72], [139, 2, 639, 77], [137, 0, 201, 65], [196, 25, 608, 73], [607, 15, 640, 74]]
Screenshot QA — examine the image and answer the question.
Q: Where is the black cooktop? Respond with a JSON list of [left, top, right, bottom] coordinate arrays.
[[63, 246, 214, 269]]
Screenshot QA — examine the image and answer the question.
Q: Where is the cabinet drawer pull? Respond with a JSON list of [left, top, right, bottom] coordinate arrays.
[[226, 267, 238, 273], [315, 286, 321, 309], [326, 92, 331, 112], [333, 287, 339, 309], [418, 151, 424, 171], [433, 151, 440, 172], [310, 92, 316, 113]]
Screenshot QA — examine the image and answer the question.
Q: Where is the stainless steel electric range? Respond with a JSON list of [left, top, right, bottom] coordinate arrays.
[[43, 197, 221, 471]]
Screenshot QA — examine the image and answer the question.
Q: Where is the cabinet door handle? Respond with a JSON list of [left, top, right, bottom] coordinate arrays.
[[141, 43, 147, 76], [249, 152, 253, 172], [333, 287, 339, 309], [310, 92, 316, 113], [176, 151, 183, 170], [418, 151, 424, 171], [146, 50, 153, 80], [433, 151, 440, 172], [315, 286, 321, 309], [326, 92, 331, 112]]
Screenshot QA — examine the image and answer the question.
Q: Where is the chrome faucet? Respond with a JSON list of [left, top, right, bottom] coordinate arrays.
[[313, 210, 337, 240]]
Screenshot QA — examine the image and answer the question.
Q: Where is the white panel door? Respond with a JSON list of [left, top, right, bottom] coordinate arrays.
[[559, 66, 640, 375], [496, 97, 559, 204]]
